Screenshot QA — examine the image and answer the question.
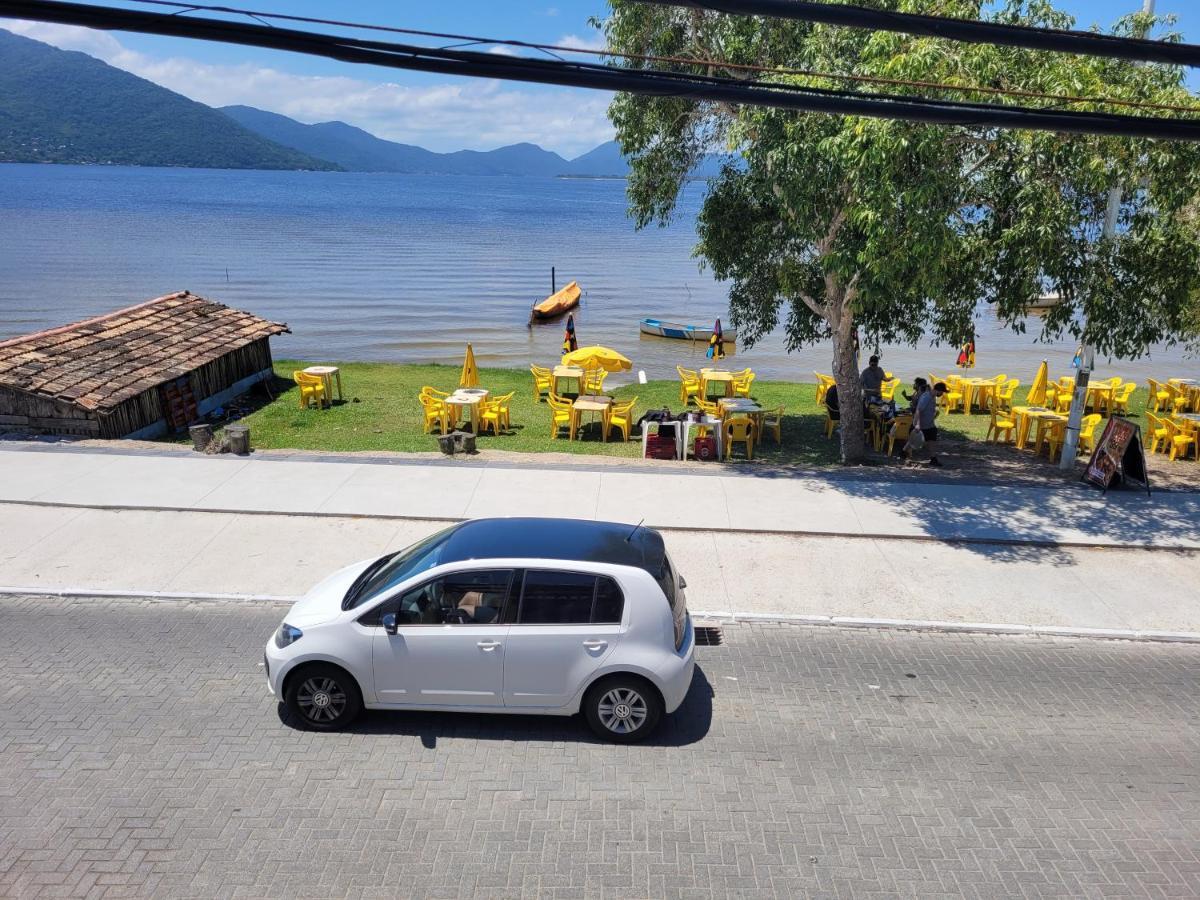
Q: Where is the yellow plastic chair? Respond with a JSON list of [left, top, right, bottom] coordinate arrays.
[[421, 385, 450, 399], [604, 397, 637, 442], [677, 367, 701, 404], [1146, 378, 1169, 413], [886, 414, 913, 455], [1110, 382, 1135, 415], [941, 377, 965, 414], [996, 378, 1019, 409], [547, 394, 578, 440], [824, 405, 839, 439], [880, 378, 900, 402], [986, 406, 1017, 444], [1076, 414, 1103, 454], [478, 391, 515, 435], [724, 416, 754, 460], [814, 373, 834, 405], [761, 406, 783, 444], [419, 393, 449, 434], [1041, 420, 1067, 460], [732, 368, 756, 398], [293, 371, 328, 409], [419, 386, 459, 428], [1054, 386, 1074, 414], [1164, 418, 1197, 461], [583, 368, 608, 395], [992, 373, 1008, 384], [530, 365, 552, 402], [1144, 413, 1168, 454], [696, 397, 723, 419], [1166, 383, 1190, 415]]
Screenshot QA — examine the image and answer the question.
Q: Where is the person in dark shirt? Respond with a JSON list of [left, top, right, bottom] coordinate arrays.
[[860, 356, 886, 401], [825, 384, 840, 419]]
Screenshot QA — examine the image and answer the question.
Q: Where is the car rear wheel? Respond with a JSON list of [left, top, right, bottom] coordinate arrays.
[[285, 664, 363, 731], [583, 676, 662, 743]]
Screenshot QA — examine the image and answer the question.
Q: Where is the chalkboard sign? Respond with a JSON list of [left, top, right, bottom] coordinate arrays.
[[1083, 416, 1150, 495]]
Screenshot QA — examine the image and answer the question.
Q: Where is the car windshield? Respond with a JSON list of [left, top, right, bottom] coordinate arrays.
[[344, 525, 460, 609]]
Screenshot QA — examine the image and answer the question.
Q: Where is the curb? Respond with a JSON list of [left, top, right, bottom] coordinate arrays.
[[3, 498, 1198, 552], [3, 586, 1198, 644]]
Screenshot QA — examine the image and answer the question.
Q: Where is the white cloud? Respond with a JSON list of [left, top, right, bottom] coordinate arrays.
[[556, 29, 608, 53], [0, 20, 615, 157]]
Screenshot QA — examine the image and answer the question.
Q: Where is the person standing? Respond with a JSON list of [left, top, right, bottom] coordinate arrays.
[[914, 381, 948, 467]]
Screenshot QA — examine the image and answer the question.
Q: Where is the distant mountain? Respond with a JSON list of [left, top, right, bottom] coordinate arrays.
[[223, 105, 575, 176], [0, 29, 337, 170], [560, 141, 629, 177]]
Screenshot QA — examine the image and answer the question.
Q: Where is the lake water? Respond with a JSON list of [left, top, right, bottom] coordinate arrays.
[[0, 163, 1193, 384]]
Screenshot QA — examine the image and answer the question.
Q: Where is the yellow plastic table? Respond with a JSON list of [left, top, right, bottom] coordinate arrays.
[[959, 378, 999, 414], [446, 388, 489, 431], [552, 365, 584, 398], [303, 366, 343, 403], [572, 395, 612, 441], [699, 369, 734, 399], [1012, 406, 1060, 450]]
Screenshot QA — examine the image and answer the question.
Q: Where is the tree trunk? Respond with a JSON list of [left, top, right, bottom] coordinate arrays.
[[832, 308, 866, 464]]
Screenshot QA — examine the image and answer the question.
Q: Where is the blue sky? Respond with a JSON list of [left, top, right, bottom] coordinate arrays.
[[2, 1, 1196, 157]]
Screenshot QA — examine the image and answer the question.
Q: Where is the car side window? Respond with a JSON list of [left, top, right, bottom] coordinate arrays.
[[517, 571, 625, 625], [358, 569, 512, 627], [593, 576, 624, 624]]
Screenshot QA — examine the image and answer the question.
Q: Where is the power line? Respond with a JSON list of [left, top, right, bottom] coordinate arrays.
[[636, 0, 1200, 68], [3, 0, 1200, 143], [119, 0, 1200, 115]]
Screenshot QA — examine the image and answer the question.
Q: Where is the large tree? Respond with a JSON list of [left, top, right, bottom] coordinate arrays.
[[600, 0, 1200, 462]]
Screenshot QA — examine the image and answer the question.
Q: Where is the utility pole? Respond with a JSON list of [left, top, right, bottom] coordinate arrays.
[[1060, 0, 1155, 469]]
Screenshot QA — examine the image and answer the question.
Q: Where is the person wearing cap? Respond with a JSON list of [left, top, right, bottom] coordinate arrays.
[[914, 381, 948, 467]]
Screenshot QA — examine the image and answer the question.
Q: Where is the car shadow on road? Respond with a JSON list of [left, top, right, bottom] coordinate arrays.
[[277, 665, 714, 747]]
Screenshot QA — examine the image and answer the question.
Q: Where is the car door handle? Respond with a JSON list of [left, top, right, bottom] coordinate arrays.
[[477, 640, 501, 651], [582, 640, 608, 650]]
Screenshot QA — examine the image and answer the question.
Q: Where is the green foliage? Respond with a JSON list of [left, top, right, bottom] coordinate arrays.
[[598, 0, 1200, 460], [0, 29, 337, 170]]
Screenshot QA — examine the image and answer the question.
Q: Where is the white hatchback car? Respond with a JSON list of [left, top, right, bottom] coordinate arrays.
[[265, 517, 695, 742]]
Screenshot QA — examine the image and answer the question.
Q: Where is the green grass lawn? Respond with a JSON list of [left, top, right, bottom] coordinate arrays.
[[222, 360, 1150, 466]]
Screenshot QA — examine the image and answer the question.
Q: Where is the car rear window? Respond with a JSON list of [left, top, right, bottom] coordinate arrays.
[[656, 557, 687, 650], [516, 571, 625, 625]]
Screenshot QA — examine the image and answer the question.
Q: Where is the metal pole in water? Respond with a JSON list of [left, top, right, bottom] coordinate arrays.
[[552, 266, 556, 294]]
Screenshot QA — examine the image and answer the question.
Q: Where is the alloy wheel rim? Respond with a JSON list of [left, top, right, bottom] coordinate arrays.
[[297, 676, 347, 722], [597, 687, 647, 734]]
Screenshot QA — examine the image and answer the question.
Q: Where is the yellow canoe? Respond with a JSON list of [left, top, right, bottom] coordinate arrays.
[[532, 281, 581, 320]]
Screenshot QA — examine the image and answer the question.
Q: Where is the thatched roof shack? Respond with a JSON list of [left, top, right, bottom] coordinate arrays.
[[0, 291, 289, 439]]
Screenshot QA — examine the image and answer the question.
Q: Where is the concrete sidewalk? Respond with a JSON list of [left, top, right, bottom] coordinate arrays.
[[1, 443, 1198, 548], [1, 443, 1198, 638]]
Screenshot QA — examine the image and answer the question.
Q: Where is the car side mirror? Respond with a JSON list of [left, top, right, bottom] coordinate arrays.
[[381, 612, 397, 636]]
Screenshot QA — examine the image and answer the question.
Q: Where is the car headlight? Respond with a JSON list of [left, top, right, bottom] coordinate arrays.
[[274, 622, 303, 648]]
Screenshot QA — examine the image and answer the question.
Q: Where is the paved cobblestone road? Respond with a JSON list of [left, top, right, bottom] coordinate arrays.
[[1, 596, 1198, 899]]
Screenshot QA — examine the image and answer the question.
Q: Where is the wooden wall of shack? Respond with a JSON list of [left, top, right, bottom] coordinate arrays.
[[0, 337, 275, 439]]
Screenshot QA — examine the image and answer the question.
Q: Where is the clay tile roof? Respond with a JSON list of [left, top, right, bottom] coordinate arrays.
[[0, 292, 290, 411]]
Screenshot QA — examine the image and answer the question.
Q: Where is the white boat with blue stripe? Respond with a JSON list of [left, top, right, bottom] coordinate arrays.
[[639, 318, 737, 342]]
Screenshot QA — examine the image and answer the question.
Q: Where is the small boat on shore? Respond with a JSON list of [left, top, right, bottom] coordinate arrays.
[[531, 281, 581, 320], [1025, 291, 1062, 312], [639, 317, 737, 342]]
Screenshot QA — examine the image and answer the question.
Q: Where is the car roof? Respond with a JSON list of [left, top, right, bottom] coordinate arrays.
[[438, 517, 666, 577]]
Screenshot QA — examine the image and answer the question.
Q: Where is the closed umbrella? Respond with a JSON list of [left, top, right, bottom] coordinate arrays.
[[562, 314, 578, 354], [955, 330, 976, 369], [561, 346, 632, 372], [1027, 359, 1049, 406], [460, 343, 478, 388], [707, 318, 726, 361]]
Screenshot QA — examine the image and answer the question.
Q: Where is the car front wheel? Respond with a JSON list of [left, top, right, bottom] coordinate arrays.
[[583, 676, 663, 743], [284, 664, 363, 731]]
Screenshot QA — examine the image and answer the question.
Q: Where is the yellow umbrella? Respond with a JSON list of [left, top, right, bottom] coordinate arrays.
[[561, 346, 632, 372], [460, 343, 479, 388], [1026, 359, 1048, 406]]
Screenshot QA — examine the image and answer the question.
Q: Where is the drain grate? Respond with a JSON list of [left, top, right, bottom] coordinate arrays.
[[694, 625, 724, 646]]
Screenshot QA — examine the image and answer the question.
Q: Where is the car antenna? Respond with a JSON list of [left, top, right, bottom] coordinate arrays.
[[625, 518, 645, 542]]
